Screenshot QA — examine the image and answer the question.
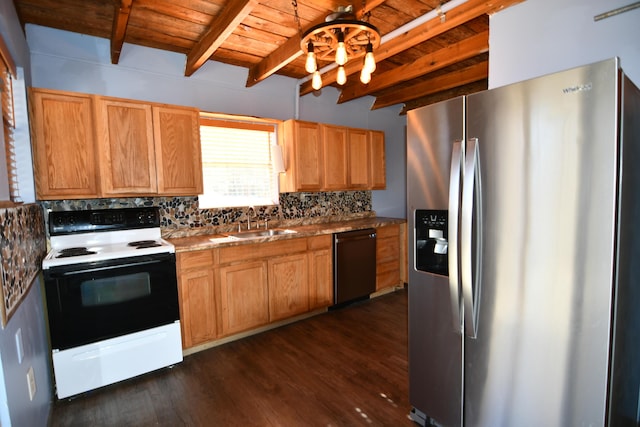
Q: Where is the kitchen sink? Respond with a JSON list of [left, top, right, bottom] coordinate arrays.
[[224, 229, 298, 239]]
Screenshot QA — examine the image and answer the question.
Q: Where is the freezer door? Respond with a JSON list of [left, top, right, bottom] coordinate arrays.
[[407, 97, 464, 427], [464, 59, 620, 426]]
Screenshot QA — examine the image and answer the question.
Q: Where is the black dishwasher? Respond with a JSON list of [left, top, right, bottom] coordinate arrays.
[[333, 228, 377, 306]]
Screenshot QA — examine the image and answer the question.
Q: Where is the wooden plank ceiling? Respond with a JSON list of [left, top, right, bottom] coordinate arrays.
[[12, 0, 524, 113]]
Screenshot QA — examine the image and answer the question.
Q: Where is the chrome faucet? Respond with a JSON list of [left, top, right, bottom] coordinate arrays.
[[247, 206, 255, 230]]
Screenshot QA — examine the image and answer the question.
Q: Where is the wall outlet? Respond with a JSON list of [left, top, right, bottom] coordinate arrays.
[[26, 366, 36, 401], [15, 328, 24, 364]]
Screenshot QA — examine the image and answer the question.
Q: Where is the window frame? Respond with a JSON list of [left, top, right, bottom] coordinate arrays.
[[0, 33, 20, 206], [198, 113, 281, 209]]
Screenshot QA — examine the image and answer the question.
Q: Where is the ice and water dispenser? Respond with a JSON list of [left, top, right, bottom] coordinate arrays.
[[415, 210, 448, 276]]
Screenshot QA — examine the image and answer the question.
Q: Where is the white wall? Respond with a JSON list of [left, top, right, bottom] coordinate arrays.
[[26, 25, 407, 218], [0, 4, 51, 427], [489, 0, 640, 88], [0, 279, 51, 427]]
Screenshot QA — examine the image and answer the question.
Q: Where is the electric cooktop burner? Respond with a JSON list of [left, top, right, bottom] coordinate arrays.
[[44, 207, 175, 269], [128, 240, 162, 248], [57, 247, 98, 258]]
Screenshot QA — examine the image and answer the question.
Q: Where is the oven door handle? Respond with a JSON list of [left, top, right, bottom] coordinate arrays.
[[45, 254, 175, 278]]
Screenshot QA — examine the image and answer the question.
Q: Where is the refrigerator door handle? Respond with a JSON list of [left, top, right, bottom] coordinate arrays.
[[461, 137, 482, 339], [448, 139, 463, 333]]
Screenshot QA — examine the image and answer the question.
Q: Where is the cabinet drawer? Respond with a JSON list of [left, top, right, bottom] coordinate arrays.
[[377, 237, 399, 262], [307, 234, 332, 250], [178, 250, 215, 270], [376, 224, 400, 239], [219, 238, 308, 264]]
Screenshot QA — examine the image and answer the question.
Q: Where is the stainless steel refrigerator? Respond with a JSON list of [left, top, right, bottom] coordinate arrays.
[[406, 58, 640, 427]]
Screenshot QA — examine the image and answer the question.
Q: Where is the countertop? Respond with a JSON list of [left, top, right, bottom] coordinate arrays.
[[168, 216, 406, 253]]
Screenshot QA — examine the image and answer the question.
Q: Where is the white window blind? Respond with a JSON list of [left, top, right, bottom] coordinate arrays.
[[199, 118, 279, 208], [0, 35, 20, 205]]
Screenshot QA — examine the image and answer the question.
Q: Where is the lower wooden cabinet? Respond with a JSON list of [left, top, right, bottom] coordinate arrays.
[[308, 235, 333, 309], [177, 250, 217, 348], [268, 253, 309, 322], [177, 234, 334, 350], [176, 225, 405, 351], [219, 261, 269, 336], [375, 224, 406, 291]]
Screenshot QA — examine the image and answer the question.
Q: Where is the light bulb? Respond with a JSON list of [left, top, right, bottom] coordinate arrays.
[[305, 42, 317, 73], [363, 43, 376, 74], [335, 32, 348, 65], [305, 52, 317, 73], [360, 69, 371, 84], [337, 66, 347, 85], [312, 71, 322, 90]]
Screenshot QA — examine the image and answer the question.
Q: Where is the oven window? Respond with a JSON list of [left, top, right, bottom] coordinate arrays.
[[81, 272, 151, 306]]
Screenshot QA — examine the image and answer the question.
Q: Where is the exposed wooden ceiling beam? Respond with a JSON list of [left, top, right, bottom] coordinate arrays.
[[338, 30, 489, 104], [245, 0, 387, 87], [299, 0, 524, 96], [245, 36, 303, 88], [111, 0, 133, 64], [185, 0, 259, 77], [372, 60, 488, 110], [399, 80, 488, 115]]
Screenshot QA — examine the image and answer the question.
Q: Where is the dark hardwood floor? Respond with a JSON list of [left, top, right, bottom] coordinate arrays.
[[50, 288, 415, 427]]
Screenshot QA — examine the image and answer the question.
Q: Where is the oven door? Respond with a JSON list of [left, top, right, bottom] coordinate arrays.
[[44, 252, 179, 351]]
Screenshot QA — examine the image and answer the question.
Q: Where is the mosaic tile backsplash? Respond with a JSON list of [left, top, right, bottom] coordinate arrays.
[[40, 191, 374, 238], [0, 203, 46, 326]]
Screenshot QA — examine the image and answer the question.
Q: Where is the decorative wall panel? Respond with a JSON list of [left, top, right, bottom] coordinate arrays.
[[0, 204, 46, 326], [40, 192, 373, 238]]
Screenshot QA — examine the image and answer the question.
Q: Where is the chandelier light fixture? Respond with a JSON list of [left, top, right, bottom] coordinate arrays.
[[292, 1, 381, 90]]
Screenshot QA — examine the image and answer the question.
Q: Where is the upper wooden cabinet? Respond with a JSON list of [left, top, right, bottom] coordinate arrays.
[[278, 119, 385, 192], [29, 88, 203, 200], [368, 130, 386, 190], [153, 105, 203, 195], [322, 124, 348, 190], [95, 98, 157, 195], [30, 89, 99, 199], [278, 120, 323, 192], [347, 128, 370, 189]]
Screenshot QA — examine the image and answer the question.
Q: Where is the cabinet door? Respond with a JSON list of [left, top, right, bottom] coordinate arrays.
[[294, 121, 323, 191], [95, 98, 157, 195], [376, 224, 401, 291], [29, 89, 99, 199], [369, 130, 386, 189], [322, 124, 348, 190], [268, 254, 309, 321], [219, 261, 269, 336], [179, 267, 217, 348], [280, 120, 323, 192], [309, 248, 333, 309], [153, 106, 203, 195], [348, 128, 370, 188]]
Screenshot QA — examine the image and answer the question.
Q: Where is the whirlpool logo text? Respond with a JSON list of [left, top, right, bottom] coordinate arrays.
[[562, 82, 593, 94]]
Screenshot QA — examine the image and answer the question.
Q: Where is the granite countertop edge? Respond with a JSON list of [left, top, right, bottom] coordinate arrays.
[[168, 217, 406, 253]]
